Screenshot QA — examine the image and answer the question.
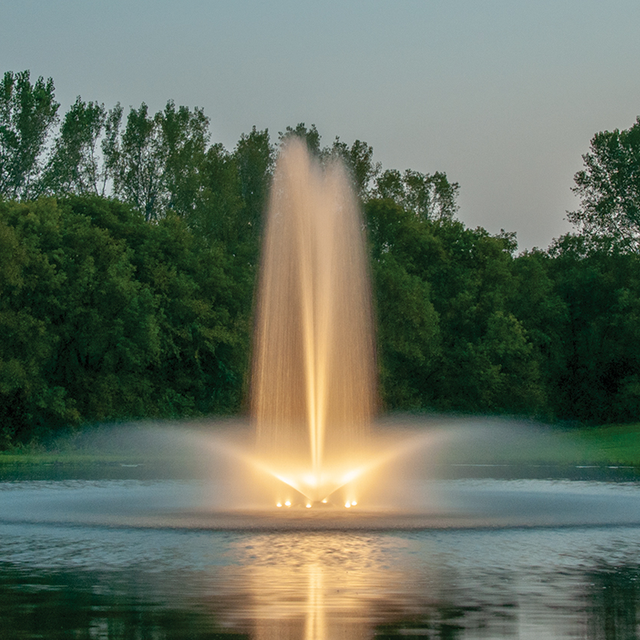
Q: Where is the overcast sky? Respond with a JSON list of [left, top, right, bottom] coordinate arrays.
[[2, 0, 640, 250]]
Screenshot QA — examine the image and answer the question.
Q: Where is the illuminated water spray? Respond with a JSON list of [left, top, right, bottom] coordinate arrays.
[[251, 139, 376, 505]]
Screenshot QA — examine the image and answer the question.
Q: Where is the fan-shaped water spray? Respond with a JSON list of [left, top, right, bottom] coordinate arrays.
[[251, 139, 377, 504]]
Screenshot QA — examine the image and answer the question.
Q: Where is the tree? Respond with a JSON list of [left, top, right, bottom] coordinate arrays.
[[547, 237, 640, 423], [105, 101, 209, 221], [0, 199, 81, 440], [365, 197, 544, 414], [329, 137, 380, 199], [374, 168, 459, 220], [569, 116, 640, 252], [42, 97, 108, 196], [510, 249, 568, 418], [424, 223, 544, 413], [233, 126, 274, 235], [104, 102, 162, 220], [365, 199, 443, 409], [158, 100, 209, 216], [373, 251, 442, 408], [0, 195, 251, 444], [65, 196, 249, 417], [0, 71, 58, 199], [190, 143, 244, 245]]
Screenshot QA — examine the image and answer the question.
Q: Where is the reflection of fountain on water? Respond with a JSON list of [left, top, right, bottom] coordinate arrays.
[[5, 517, 640, 639], [250, 138, 376, 507], [242, 534, 389, 640]]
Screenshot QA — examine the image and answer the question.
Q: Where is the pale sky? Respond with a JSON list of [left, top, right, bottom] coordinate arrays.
[[2, 0, 640, 250]]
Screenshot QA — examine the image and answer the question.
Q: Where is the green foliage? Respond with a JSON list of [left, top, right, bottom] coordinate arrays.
[[425, 225, 538, 412], [42, 97, 107, 195], [190, 143, 245, 244], [509, 249, 568, 418], [0, 197, 250, 444], [547, 238, 640, 423], [233, 126, 274, 240], [100, 101, 210, 221], [0, 71, 59, 199], [2, 69, 639, 441], [365, 199, 544, 414], [1, 199, 81, 441], [328, 138, 381, 198], [569, 116, 640, 252], [374, 168, 459, 220], [374, 253, 441, 408], [159, 100, 210, 216]]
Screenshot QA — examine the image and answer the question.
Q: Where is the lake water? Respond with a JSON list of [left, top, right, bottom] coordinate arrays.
[[2, 470, 640, 639]]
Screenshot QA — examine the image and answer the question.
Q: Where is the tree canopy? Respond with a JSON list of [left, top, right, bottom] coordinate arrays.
[[1, 70, 639, 445], [0, 71, 58, 200], [568, 116, 640, 253]]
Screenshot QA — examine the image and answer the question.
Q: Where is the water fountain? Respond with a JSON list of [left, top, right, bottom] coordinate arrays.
[[1, 138, 637, 530], [250, 138, 376, 508]]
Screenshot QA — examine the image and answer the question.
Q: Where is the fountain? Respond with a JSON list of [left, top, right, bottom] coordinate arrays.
[[250, 138, 377, 507], [2, 138, 635, 529]]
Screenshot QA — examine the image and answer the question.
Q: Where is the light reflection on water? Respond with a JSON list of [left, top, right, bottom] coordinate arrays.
[[2, 479, 640, 638], [227, 533, 410, 640]]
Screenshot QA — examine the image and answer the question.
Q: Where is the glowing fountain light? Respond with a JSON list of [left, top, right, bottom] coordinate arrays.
[[251, 138, 377, 507]]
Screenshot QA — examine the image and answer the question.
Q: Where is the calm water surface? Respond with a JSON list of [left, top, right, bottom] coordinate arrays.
[[2, 475, 640, 639]]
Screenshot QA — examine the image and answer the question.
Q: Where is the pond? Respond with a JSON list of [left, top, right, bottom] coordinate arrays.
[[2, 468, 640, 639]]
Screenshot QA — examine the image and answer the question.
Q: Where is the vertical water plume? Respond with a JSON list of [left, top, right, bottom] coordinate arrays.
[[251, 139, 376, 501]]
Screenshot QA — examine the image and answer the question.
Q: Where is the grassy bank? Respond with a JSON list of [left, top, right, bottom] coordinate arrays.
[[568, 423, 640, 465], [0, 452, 146, 465], [431, 421, 640, 467]]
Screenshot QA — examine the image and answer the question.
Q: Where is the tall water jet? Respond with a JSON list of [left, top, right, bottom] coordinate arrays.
[[251, 139, 376, 503]]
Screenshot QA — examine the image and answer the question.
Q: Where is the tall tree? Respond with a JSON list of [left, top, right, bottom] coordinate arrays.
[[158, 100, 209, 216], [426, 223, 544, 413], [192, 143, 246, 247], [0, 195, 251, 444], [42, 97, 108, 195], [107, 102, 164, 221], [0, 71, 58, 199], [568, 116, 640, 252], [365, 199, 443, 409], [233, 126, 274, 235], [104, 101, 209, 221], [330, 137, 380, 199], [375, 168, 459, 220]]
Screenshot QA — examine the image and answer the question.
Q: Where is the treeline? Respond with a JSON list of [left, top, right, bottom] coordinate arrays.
[[1, 196, 251, 444], [1, 70, 639, 444], [368, 201, 640, 423]]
